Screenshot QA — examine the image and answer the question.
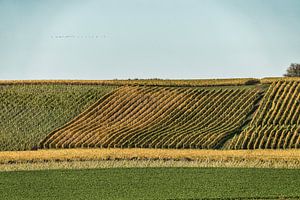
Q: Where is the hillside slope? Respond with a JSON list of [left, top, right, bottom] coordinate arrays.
[[228, 81, 300, 149], [0, 79, 300, 151], [40, 86, 259, 149], [0, 85, 116, 150]]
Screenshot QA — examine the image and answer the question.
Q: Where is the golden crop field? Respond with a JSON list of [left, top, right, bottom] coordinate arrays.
[[0, 79, 300, 151], [1, 148, 300, 163], [261, 77, 300, 84], [1, 148, 300, 171], [228, 81, 300, 149], [40, 86, 259, 149]]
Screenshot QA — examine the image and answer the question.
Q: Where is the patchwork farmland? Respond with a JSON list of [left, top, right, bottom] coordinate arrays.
[[0, 78, 299, 151], [1, 78, 300, 200]]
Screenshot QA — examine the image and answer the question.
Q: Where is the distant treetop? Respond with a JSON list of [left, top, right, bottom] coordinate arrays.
[[284, 63, 300, 77]]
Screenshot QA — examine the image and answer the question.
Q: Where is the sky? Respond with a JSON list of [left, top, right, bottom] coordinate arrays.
[[0, 0, 300, 80]]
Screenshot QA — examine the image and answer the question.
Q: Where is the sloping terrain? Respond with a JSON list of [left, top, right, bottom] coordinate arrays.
[[0, 85, 116, 150], [1, 78, 300, 151], [228, 81, 300, 149], [40, 86, 259, 149]]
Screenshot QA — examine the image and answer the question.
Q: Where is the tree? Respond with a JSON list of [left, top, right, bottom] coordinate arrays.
[[284, 63, 300, 77]]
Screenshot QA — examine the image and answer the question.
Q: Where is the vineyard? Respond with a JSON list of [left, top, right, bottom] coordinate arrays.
[[0, 79, 300, 151], [40, 86, 259, 149], [228, 81, 300, 149]]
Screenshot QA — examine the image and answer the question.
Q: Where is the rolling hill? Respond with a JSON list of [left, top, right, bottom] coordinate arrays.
[[0, 78, 299, 151]]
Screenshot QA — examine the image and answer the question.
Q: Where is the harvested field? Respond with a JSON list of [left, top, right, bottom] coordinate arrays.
[[0, 148, 299, 163]]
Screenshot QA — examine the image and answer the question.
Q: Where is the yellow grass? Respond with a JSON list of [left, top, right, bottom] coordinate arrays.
[[1, 148, 300, 163], [261, 77, 300, 84], [1, 149, 300, 171], [0, 149, 300, 171], [3, 159, 300, 171]]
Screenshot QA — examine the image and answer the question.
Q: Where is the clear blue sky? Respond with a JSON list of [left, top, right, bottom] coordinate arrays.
[[0, 0, 300, 80]]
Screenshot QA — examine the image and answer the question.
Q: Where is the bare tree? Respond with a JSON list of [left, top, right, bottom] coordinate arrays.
[[284, 63, 300, 77]]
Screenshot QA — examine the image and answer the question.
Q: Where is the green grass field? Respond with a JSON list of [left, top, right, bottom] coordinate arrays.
[[1, 167, 300, 200]]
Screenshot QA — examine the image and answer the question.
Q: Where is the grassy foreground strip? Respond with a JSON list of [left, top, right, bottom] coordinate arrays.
[[1, 168, 300, 200], [1, 149, 300, 170]]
